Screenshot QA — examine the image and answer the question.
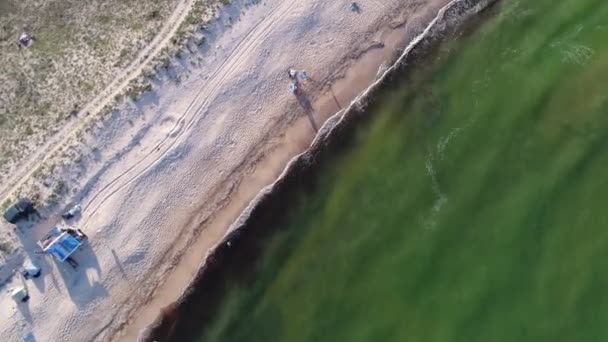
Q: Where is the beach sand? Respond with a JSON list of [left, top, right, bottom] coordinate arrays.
[[0, 1, 450, 341]]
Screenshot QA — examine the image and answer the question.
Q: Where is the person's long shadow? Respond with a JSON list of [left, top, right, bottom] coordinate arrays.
[[22, 330, 36, 342], [17, 300, 33, 323], [296, 91, 319, 133], [111, 249, 128, 280]]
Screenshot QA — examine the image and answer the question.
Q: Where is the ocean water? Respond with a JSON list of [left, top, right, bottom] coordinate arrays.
[[198, 0, 608, 341]]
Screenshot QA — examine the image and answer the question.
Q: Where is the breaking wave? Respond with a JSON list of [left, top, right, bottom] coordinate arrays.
[[138, 0, 500, 340]]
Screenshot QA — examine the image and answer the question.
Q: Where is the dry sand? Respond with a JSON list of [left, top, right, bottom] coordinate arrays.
[[0, 0, 451, 341]]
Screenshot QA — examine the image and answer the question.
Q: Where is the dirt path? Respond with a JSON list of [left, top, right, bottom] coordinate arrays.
[[0, 0, 197, 203]]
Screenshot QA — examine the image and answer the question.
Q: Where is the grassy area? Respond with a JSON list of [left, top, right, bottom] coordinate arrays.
[[198, 0, 608, 341], [0, 0, 233, 210], [0, 0, 180, 171]]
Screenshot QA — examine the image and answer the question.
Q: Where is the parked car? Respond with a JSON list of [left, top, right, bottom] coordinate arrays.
[[2, 198, 35, 224]]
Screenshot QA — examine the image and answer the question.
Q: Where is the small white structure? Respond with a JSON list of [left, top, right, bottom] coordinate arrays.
[[22, 263, 41, 279], [10, 270, 30, 303], [10, 287, 29, 303], [62, 203, 82, 220], [17, 32, 33, 47], [288, 68, 297, 79]]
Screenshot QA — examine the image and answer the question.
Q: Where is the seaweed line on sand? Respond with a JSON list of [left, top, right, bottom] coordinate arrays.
[[138, 0, 501, 340]]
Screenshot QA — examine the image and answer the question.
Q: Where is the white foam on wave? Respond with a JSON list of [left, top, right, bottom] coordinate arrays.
[[422, 115, 475, 229], [561, 44, 594, 65], [423, 149, 448, 230], [140, 0, 501, 338]]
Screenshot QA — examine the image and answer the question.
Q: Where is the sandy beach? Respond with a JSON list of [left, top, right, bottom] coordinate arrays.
[[0, 1, 450, 341]]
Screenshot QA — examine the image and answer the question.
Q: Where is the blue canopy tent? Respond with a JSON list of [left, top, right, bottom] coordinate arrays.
[[38, 227, 83, 262]]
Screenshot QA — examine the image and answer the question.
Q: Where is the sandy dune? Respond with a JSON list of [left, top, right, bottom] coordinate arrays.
[[0, 0, 196, 202], [0, 0, 450, 341]]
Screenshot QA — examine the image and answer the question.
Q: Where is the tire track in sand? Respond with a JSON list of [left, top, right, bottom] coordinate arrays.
[[83, 0, 296, 223]]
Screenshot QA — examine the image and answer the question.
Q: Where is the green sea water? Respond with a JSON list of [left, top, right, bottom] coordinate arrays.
[[200, 0, 608, 341]]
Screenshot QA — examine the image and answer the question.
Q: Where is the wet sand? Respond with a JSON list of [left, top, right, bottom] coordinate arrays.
[[136, 0, 498, 340], [0, 1, 462, 341], [117, 5, 454, 340]]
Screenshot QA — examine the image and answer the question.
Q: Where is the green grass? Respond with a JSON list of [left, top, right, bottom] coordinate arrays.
[[0, 0, 178, 170], [200, 0, 608, 341], [0, 0, 231, 210]]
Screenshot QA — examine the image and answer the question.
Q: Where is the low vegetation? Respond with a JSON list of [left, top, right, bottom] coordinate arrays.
[[0, 0, 180, 175]]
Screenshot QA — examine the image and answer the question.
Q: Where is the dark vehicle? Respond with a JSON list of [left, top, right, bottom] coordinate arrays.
[[2, 198, 35, 224]]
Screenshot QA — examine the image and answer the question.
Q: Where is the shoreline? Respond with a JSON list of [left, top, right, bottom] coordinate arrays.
[[139, 0, 499, 340], [116, 2, 455, 340], [0, 1, 489, 341]]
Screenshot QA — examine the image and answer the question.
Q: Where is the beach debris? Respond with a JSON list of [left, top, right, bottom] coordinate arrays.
[[350, 2, 361, 13], [61, 203, 82, 220], [20, 263, 41, 280], [17, 32, 34, 48]]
